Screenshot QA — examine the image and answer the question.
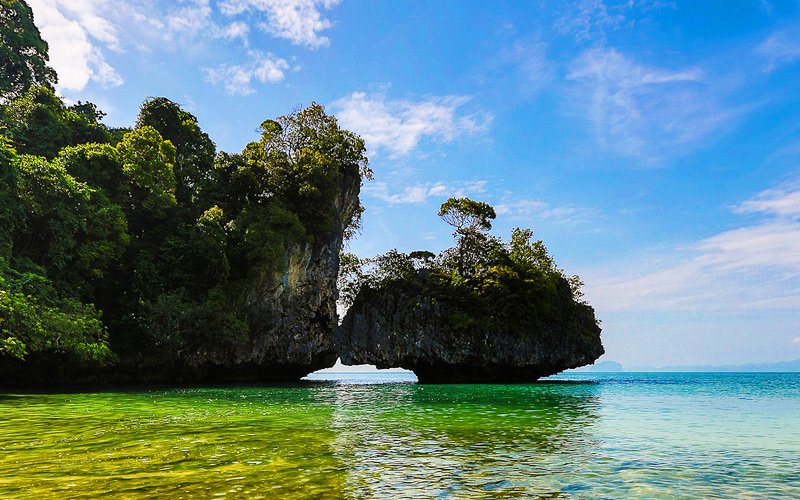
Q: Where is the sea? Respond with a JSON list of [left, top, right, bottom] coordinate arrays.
[[1, 371, 798, 498]]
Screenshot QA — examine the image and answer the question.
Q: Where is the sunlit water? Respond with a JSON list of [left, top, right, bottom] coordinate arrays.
[[1, 372, 798, 498]]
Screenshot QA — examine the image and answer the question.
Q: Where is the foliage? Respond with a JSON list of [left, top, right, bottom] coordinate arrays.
[[0, 0, 57, 100], [0, 257, 114, 365], [342, 198, 591, 335], [1, 86, 110, 157], [115, 125, 177, 227], [242, 103, 370, 239], [0, 138, 18, 257], [12, 153, 129, 297], [135, 97, 216, 209], [0, 4, 371, 380], [438, 197, 496, 234]]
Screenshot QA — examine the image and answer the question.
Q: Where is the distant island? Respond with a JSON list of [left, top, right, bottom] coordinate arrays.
[[569, 359, 800, 372]]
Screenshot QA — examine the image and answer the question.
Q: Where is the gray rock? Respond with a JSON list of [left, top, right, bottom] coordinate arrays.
[[336, 275, 604, 383], [185, 168, 361, 381]]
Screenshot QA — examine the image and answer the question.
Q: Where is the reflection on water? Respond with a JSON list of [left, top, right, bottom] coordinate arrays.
[[0, 373, 798, 498], [328, 382, 601, 498]]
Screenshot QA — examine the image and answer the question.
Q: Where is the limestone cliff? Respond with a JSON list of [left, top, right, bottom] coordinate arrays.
[[186, 169, 362, 381], [336, 273, 603, 383]]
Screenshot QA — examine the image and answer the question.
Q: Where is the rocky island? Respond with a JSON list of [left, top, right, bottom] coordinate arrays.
[[336, 199, 603, 383]]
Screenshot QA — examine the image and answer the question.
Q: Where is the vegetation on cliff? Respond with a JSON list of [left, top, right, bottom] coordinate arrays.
[[341, 197, 593, 335], [0, 1, 369, 381]]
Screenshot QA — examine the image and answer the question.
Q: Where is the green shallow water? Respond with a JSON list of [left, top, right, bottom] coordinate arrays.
[[1, 372, 799, 498]]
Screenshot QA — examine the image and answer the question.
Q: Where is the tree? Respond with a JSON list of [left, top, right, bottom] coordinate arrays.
[[0, 0, 57, 101], [2, 85, 70, 157], [0, 258, 114, 366], [1, 86, 109, 158], [0, 138, 18, 258], [438, 197, 497, 276], [438, 197, 496, 235], [114, 126, 177, 231], [135, 98, 215, 210], [242, 103, 369, 239], [12, 153, 129, 297]]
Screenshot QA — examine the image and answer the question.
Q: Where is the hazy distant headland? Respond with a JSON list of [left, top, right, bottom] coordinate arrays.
[[571, 359, 800, 373]]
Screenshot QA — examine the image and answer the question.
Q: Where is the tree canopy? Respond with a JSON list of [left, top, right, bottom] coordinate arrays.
[[0, 0, 56, 101], [438, 197, 496, 234], [0, 10, 370, 380], [340, 198, 591, 338]]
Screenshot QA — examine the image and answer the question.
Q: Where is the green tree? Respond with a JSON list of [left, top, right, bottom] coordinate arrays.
[[438, 197, 496, 234], [242, 103, 369, 239], [0, 138, 19, 257], [12, 153, 129, 297], [0, 257, 114, 367], [1, 86, 109, 157], [135, 98, 216, 209], [2, 85, 70, 157], [114, 126, 177, 230], [0, 0, 57, 100], [438, 197, 497, 277], [55, 142, 123, 194]]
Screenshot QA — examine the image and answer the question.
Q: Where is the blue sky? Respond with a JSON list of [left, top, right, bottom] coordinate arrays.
[[27, 0, 800, 367]]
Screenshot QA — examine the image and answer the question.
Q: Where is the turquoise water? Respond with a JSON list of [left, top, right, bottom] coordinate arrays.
[[1, 372, 798, 498]]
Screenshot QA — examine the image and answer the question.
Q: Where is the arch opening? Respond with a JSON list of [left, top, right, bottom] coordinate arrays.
[[303, 358, 417, 383]]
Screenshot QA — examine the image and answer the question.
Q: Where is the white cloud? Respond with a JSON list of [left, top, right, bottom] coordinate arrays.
[[585, 186, 800, 313], [219, 21, 250, 42], [567, 47, 733, 162], [364, 180, 487, 205], [332, 92, 491, 157], [755, 26, 800, 72], [167, 0, 213, 35], [204, 52, 289, 95], [164, 0, 253, 43], [734, 184, 800, 219], [218, 0, 341, 48], [56, 1, 122, 51], [793, 336, 800, 346], [27, 0, 123, 91]]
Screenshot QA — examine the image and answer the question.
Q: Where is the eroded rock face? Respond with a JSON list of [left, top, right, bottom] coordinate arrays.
[[335, 275, 603, 383], [246, 171, 362, 378], [187, 170, 362, 381]]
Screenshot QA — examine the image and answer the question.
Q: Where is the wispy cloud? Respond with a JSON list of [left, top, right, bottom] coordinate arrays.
[[204, 52, 289, 95], [586, 186, 800, 313], [332, 91, 491, 158], [164, 1, 252, 44], [557, 0, 625, 42], [218, 0, 340, 48], [28, 0, 123, 91], [28, 0, 343, 95], [567, 47, 734, 163], [495, 199, 600, 226], [166, 0, 212, 36], [557, 0, 673, 42], [755, 26, 800, 72], [734, 183, 800, 218], [364, 180, 487, 205]]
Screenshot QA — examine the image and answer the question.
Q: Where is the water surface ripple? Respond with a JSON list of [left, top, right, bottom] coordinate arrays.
[[1, 372, 798, 498]]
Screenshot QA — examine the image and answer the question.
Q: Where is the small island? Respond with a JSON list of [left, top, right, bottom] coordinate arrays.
[[336, 198, 604, 383]]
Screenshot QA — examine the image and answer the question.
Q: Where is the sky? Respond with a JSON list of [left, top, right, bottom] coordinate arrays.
[[25, 0, 800, 368]]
